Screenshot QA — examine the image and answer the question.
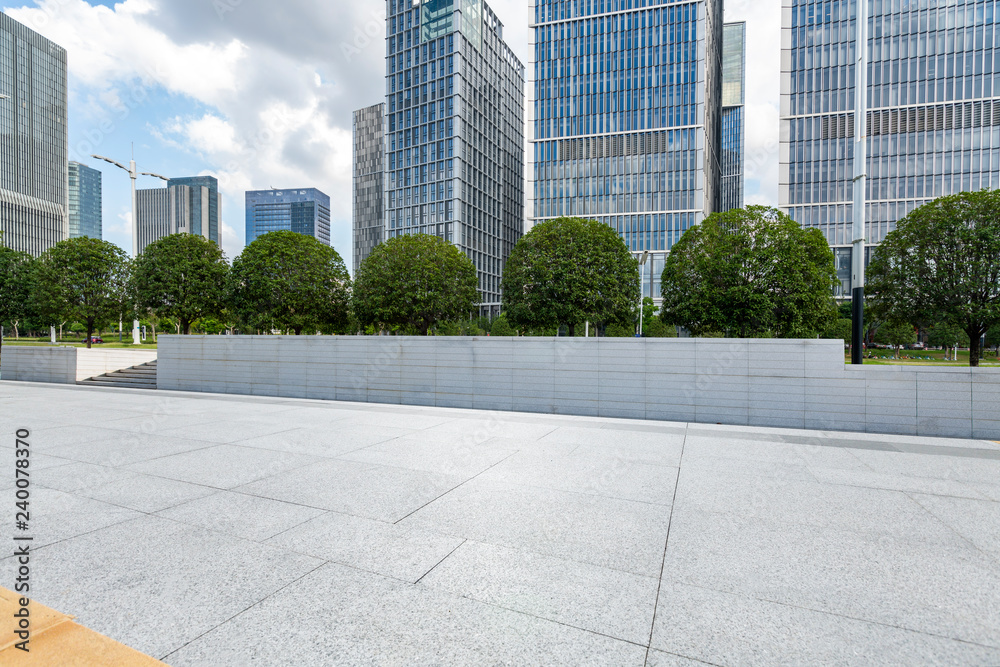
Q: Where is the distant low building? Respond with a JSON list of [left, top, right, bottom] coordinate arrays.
[[136, 175, 221, 253], [245, 188, 331, 246], [68, 162, 102, 239]]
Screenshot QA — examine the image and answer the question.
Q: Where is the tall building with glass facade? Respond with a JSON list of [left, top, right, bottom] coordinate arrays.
[[530, 0, 724, 303], [0, 12, 68, 256], [721, 21, 746, 212], [169, 175, 221, 243], [137, 175, 221, 253], [68, 161, 102, 239], [353, 103, 385, 273], [780, 0, 1000, 296], [245, 188, 331, 246], [381, 0, 525, 316]]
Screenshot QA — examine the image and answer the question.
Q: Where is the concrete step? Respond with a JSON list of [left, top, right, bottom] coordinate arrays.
[[77, 380, 157, 390], [77, 361, 158, 390]]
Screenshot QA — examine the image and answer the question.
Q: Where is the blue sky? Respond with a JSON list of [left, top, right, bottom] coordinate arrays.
[[3, 1, 780, 271]]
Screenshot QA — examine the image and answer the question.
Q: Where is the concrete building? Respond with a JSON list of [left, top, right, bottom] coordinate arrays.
[[0, 12, 68, 256], [721, 21, 746, 212], [369, 0, 526, 316], [137, 175, 221, 253], [530, 0, 724, 304], [245, 188, 331, 246], [780, 0, 1000, 296], [353, 103, 385, 273], [68, 161, 102, 239]]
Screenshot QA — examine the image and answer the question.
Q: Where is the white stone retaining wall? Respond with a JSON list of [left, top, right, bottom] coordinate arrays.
[[156, 336, 1000, 440], [0, 347, 157, 383]]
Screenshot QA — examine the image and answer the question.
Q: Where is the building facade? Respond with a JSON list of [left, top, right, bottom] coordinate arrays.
[[0, 12, 68, 256], [721, 21, 746, 212], [780, 0, 1000, 296], [137, 175, 221, 253], [68, 161, 102, 239], [380, 0, 525, 316], [530, 0, 724, 302], [245, 188, 331, 246], [169, 176, 220, 243], [353, 103, 385, 273]]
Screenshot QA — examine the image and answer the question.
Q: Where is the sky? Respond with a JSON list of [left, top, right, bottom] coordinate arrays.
[[2, 0, 782, 271]]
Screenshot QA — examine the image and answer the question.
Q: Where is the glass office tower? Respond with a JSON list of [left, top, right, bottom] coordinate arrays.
[[353, 103, 385, 273], [169, 175, 221, 244], [530, 0, 724, 302], [137, 176, 222, 253], [245, 188, 332, 246], [68, 161, 102, 239], [780, 0, 1000, 295], [0, 12, 68, 256], [721, 21, 746, 212], [382, 0, 525, 316]]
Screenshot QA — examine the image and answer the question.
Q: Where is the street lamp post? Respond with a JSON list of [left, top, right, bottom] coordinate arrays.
[[92, 154, 169, 346], [638, 251, 649, 337], [851, 0, 869, 365]]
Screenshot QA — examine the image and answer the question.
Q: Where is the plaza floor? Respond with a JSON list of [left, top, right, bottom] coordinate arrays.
[[2, 381, 999, 666]]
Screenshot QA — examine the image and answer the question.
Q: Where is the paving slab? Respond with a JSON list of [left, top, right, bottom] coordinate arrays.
[[650, 581, 1000, 667], [419, 539, 659, 645], [165, 562, 646, 667], [157, 491, 326, 542], [274, 511, 464, 582]]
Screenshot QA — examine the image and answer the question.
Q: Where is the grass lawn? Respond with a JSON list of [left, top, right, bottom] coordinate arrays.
[[846, 348, 1000, 367], [1, 339, 158, 349]]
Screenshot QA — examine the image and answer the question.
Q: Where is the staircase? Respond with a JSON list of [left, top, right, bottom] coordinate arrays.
[[77, 361, 157, 390]]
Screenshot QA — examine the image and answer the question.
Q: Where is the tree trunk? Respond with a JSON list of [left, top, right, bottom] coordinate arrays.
[[568, 323, 576, 337], [969, 329, 982, 367], [293, 326, 303, 335], [181, 319, 190, 335], [13, 320, 18, 340], [86, 317, 94, 349], [151, 323, 157, 343]]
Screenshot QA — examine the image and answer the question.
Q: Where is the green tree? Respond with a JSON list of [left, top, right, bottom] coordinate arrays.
[[353, 234, 479, 335], [660, 206, 839, 338], [604, 322, 633, 338], [639, 297, 658, 335], [132, 233, 229, 335], [822, 318, 853, 346], [874, 320, 917, 359], [867, 190, 1000, 367], [984, 324, 1000, 357], [501, 217, 639, 336], [491, 315, 515, 337], [229, 231, 351, 335], [926, 322, 970, 349], [643, 318, 677, 338], [0, 246, 34, 338], [31, 238, 130, 349]]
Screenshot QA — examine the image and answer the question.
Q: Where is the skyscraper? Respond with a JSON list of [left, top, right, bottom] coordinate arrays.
[[68, 162, 102, 239], [353, 103, 385, 273], [0, 12, 68, 256], [169, 175, 221, 243], [377, 0, 525, 316], [721, 21, 746, 212], [136, 175, 221, 253], [780, 0, 1000, 296], [245, 188, 331, 246], [530, 0, 724, 303]]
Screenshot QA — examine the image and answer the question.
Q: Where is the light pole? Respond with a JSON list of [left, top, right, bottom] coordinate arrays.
[[638, 251, 649, 337], [92, 153, 169, 346], [851, 0, 869, 364]]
